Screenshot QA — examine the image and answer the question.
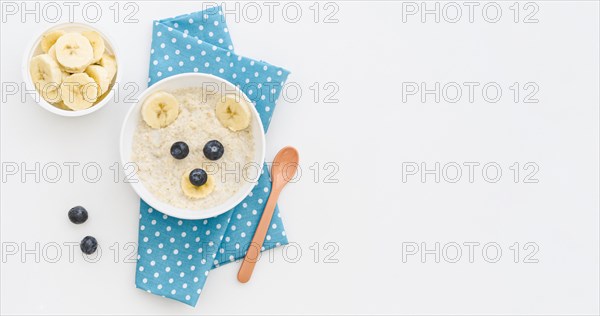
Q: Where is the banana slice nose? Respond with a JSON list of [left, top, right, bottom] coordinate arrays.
[[181, 171, 216, 199]]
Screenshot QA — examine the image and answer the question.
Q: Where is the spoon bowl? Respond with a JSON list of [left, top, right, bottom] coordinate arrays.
[[271, 147, 300, 190]]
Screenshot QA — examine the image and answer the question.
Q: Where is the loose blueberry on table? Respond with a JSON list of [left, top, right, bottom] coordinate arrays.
[[203, 140, 224, 160], [170, 141, 189, 159], [68, 206, 88, 224], [80, 236, 98, 255], [189, 168, 208, 186]]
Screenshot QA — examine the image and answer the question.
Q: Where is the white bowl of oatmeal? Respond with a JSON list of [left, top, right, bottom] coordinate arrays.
[[120, 73, 266, 219]]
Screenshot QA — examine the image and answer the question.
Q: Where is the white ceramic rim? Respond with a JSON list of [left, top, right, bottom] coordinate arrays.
[[120, 73, 266, 220], [22, 22, 120, 117]]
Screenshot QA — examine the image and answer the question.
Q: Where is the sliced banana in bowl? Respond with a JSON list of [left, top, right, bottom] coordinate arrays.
[[85, 65, 110, 96], [55, 33, 95, 73], [81, 31, 105, 63], [40, 30, 65, 53], [23, 22, 119, 116], [99, 53, 117, 84], [60, 73, 99, 111], [29, 54, 63, 103]]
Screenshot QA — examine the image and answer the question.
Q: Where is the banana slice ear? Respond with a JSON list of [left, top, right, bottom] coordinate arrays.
[[215, 95, 252, 131], [141, 91, 180, 129]]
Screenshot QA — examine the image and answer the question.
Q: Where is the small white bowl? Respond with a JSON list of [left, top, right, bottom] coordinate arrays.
[[22, 22, 119, 117], [120, 73, 266, 220]]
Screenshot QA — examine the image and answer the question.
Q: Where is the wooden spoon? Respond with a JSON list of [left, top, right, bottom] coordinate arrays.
[[237, 146, 299, 283]]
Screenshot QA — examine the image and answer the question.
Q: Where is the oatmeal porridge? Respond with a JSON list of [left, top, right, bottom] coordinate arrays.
[[131, 87, 256, 210]]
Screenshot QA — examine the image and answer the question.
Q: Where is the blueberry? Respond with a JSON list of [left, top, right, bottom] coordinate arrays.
[[80, 236, 98, 255], [203, 140, 224, 160], [189, 168, 208, 186], [170, 141, 189, 159], [68, 206, 88, 224]]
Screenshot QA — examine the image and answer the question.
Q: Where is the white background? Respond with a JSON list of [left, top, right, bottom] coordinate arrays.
[[1, 1, 599, 315]]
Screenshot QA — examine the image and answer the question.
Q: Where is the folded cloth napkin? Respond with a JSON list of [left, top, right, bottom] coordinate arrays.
[[135, 6, 290, 306]]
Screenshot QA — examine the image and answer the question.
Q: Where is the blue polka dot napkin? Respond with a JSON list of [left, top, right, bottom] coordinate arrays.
[[135, 6, 290, 306]]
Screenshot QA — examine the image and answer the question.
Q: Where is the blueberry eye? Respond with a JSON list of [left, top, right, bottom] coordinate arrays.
[[171, 141, 189, 159], [203, 140, 224, 160]]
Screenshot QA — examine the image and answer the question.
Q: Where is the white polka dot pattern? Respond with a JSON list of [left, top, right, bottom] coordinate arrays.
[[135, 6, 290, 306]]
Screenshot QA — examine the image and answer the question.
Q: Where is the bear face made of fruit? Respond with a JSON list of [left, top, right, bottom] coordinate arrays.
[[140, 90, 252, 200]]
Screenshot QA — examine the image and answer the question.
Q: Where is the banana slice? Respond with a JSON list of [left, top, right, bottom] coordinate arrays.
[[44, 88, 62, 104], [60, 73, 98, 110], [98, 53, 117, 83], [48, 45, 68, 74], [40, 30, 65, 53], [47, 44, 57, 61], [85, 65, 110, 96], [53, 101, 72, 111], [141, 91, 180, 129], [181, 171, 215, 199], [215, 95, 251, 131], [54, 33, 94, 73], [29, 54, 63, 103], [81, 31, 105, 63]]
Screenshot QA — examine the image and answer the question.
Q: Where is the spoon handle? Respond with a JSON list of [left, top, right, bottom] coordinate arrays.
[[237, 190, 280, 283]]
